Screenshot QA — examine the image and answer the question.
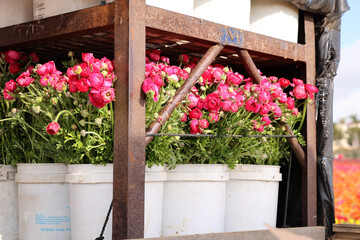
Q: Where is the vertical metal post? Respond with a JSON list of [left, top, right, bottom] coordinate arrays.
[[303, 12, 317, 226], [113, 0, 146, 239]]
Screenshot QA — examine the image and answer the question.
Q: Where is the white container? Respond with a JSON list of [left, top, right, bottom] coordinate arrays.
[[0, 165, 18, 240], [66, 164, 113, 240], [162, 164, 228, 236], [0, 0, 33, 28], [33, 0, 102, 20], [250, 0, 299, 42], [193, 0, 251, 30], [144, 165, 166, 238], [16, 164, 71, 240], [224, 164, 282, 232], [146, 0, 194, 16]]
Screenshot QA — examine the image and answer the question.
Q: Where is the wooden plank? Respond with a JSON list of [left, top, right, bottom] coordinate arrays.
[[129, 227, 325, 240], [333, 232, 360, 240], [145, 6, 307, 62], [302, 12, 317, 227], [334, 224, 360, 234], [113, 0, 146, 239], [0, 4, 114, 48]]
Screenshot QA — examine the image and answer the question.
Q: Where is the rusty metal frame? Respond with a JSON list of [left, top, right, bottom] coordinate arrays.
[[0, 2, 318, 238]]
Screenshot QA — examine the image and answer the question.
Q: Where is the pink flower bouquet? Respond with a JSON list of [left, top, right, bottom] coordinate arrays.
[[1, 51, 115, 165], [144, 50, 317, 168]]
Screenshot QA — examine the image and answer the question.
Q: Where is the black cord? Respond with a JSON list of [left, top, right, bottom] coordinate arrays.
[[282, 153, 292, 228], [95, 200, 113, 240]]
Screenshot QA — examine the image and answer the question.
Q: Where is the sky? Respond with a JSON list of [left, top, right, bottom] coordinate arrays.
[[333, 0, 360, 122]]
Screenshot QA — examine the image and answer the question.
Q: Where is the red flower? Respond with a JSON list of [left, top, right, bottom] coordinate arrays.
[[204, 93, 222, 112], [46, 122, 60, 135], [279, 78, 290, 88], [146, 49, 161, 62], [29, 52, 39, 62], [293, 84, 307, 99], [189, 108, 202, 119], [199, 119, 209, 129], [5, 80, 17, 92], [292, 78, 304, 86], [16, 71, 33, 87], [9, 64, 20, 74], [3, 89, 14, 100], [6, 50, 22, 61], [190, 119, 201, 134], [178, 54, 190, 64]]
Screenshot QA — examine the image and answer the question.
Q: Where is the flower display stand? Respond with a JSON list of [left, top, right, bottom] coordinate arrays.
[[0, 165, 18, 240], [15, 164, 70, 240], [0, 0, 317, 238]]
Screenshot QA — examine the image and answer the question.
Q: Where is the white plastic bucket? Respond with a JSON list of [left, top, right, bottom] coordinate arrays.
[[0, 165, 18, 240], [224, 164, 282, 232], [66, 164, 113, 240], [16, 163, 70, 240], [146, 0, 194, 16], [162, 164, 228, 236], [33, 0, 103, 20], [0, 0, 33, 28], [193, 0, 251, 30], [250, 0, 299, 42], [144, 165, 166, 238]]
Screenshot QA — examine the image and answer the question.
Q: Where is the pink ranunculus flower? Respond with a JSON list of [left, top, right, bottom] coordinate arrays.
[[197, 99, 205, 110], [268, 76, 278, 83], [180, 113, 187, 122], [209, 112, 219, 123], [190, 119, 201, 134], [76, 78, 90, 92], [201, 67, 213, 85], [260, 79, 271, 90], [9, 64, 20, 74], [3, 89, 14, 100], [204, 92, 222, 112], [46, 122, 60, 135], [230, 103, 239, 113], [226, 72, 243, 85], [54, 78, 67, 92], [27, 65, 35, 73], [187, 93, 199, 109], [80, 63, 91, 78], [219, 89, 230, 101], [287, 97, 295, 110], [305, 84, 319, 99], [142, 78, 159, 102], [146, 49, 161, 62], [5, 80, 17, 92], [160, 56, 170, 64], [270, 103, 282, 116], [212, 67, 224, 82], [292, 78, 304, 86], [245, 98, 256, 112], [258, 90, 270, 103], [279, 78, 290, 88], [254, 124, 264, 132], [6, 50, 22, 61], [293, 84, 307, 99], [178, 54, 190, 64], [82, 53, 94, 63], [16, 71, 33, 87], [189, 108, 202, 119], [88, 72, 104, 89], [292, 108, 299, 116], [259, 103, 270, 115], [100, 88, 115, 104], [101, 57, 114, 72], [89, 58, 102, 73], [221, 100, 232, 112], [89, 89, 106, 108], [262, 116, 271, 126], [199, 119, 209, 129], [151, 74, 165, 87]]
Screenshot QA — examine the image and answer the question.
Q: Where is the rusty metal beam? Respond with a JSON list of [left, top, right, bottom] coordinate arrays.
[[0, 4, 114, 49], [145, 5, 306, 62], [237, 49, 306, 169], [113, 0, 146, 239], [145, 44, 224, 145], [303, 12, 317, 227]]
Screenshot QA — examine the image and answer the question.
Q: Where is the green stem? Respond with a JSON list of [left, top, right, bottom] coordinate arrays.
[[298, 101, 307, 131]]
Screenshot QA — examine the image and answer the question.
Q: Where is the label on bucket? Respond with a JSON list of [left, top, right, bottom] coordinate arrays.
[[35, 213, 71, 233]]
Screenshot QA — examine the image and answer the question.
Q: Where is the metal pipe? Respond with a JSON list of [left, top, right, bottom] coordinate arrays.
[[145, 44, 224, 146], [238, 49, 306, 168]]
